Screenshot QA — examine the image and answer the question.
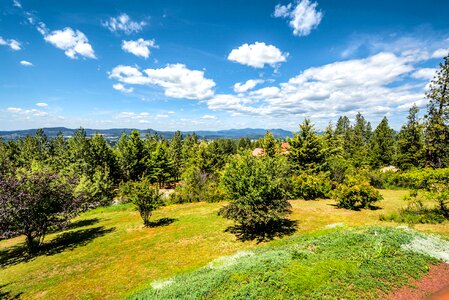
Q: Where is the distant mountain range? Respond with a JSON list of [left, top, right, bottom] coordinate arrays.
[[0, 127, 293, 140]]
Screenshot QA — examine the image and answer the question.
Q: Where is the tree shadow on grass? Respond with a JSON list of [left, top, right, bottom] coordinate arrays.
[[0, 284, 23, 300], [46, 217, 102, 234], [327, 203, 382, 211], [225, 219, 298, 243], [0, 226, 115, 268], [147, 217, 177, 228]]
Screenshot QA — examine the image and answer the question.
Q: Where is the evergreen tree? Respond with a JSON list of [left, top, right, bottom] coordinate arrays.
[[288, 118, 325, 173], [396, 104, 424, 169], [150, 141, 172, 187], [350, 112, 370, 166], [116, 130, 145, 180], [168, 130, 183, 181], [262, 131, 277, 157], [425, 53, 449, 168], [369, 117, 395, 168]]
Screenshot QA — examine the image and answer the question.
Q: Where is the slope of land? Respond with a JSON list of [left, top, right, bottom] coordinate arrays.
[[1, 190, 449, 299]]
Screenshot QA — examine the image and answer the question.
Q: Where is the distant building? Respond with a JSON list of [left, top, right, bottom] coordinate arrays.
[[252, 148, 264, 157], [281, 142, 290, 154]]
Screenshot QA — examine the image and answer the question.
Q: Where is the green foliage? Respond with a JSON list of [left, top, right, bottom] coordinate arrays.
[[380, 189, 448, 224], [116, 130, 146, 181], [424, 52, 449, 168], [288, 118, 325, 173], [290, 173, 332, 200], [126, 178, 163, 226], [218, 155, 292, 236], [334, 176, 383, 210], [369, 117, 395, 168], [396, 105, 425, 169], [261, 131, 277, 157], [133, 227, 435, 300], [169, 165, 224, 203], [74, 166, 115, 207]]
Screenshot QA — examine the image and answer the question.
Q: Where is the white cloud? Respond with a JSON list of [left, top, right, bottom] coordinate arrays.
[[116, 111, 150, 123], [411, 68, 437, 80], [0, 37, 21, 51], [41, 27, 96, 59], [109, 64, 215, 100], [13, 0, 21, 8], [432, 48, 448, 58], [102, 13, 146, 35], [228, 42, 288, 68], [274, 0, 323, 37], [201, 115, 216, 119], [206, 52, 423, 122], [156, 114, 168, 119], [121, 38, 157, 59], [6, 107, 48, 117], [35, 102, 48, 107], [20, 60, 33, 66], [113, 83, 134, 93], [233, 79, 264, 93], [168, 111, 175, 114]]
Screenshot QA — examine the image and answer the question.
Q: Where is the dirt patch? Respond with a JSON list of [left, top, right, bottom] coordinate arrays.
[[381, 262, 449, 300]]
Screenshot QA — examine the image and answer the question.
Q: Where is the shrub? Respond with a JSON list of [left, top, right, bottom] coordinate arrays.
[[218, 155, 293, 239], [334, 176, 383, 210], [0, 172, 81, 253], [126, 178, 163, 226], [379, 189, 448, 224], [74, 166, 115, 207], [169, 166, 224, 203], [117, 180, 135, 203], [290, 173, 332, 200]]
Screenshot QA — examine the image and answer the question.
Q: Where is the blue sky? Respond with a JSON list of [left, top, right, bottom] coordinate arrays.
[[1, 0, 449, 131]]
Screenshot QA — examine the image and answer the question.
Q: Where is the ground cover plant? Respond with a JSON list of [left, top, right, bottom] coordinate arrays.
[[131, 227, 444, 300], [2, 190, 449, 299]]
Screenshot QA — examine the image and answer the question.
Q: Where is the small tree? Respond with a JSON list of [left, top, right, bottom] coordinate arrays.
[[0, 172, 80, 254], [218, 155, 292, 238], [128, 178, 163, 226]]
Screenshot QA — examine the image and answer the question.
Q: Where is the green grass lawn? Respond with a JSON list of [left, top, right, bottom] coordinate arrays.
[[1, 190, 448, 299]]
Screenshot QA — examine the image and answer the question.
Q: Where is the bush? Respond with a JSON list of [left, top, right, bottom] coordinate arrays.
[[372, 168, 449, 189], [117, 180, 135, 203], [218, 155, 294, 239], [334, 176, 383, 210], [290, 173, 332, 200], [379, 189, 448, 224], [169, 166, 224, 203], [0, 172, 81, 253], [74, 166, 115, 207], [126, 178, 163, 226]]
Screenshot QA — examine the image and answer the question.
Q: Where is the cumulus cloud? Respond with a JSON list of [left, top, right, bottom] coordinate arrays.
[[228, 42, 288, 68], [113, 83, 134, 93], [274, 0, 323, 37], [35, 102, 48, 107], [6, 107, 48, 117], [156, 114, 168, 119], [412, 68, 437, 80], [0, 37, 21, 50], [40, 27, 96, 59], [20, 60, 33, 66], [102, 14, 146, 35], [206, 52, 424, 121], [432, 48, 448, 58], [121, 38, 158, 59], [116, 111, 150, 123], [233, 79, 264, 93], [109, 64, 215, 100]]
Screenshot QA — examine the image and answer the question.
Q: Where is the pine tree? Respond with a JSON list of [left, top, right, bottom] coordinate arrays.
[[262, 131, 277, 157], [168, 130, 183, 181], [396, 104, 424, 169], [350, 112, 370, 166], [116, 130, 145, 180], [288, 118, 325, 173], [369, 117, 395, 168], [425, 53, 449, 168]]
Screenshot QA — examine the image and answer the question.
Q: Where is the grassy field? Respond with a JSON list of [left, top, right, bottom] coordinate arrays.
[[1, 189, 449, 299]]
